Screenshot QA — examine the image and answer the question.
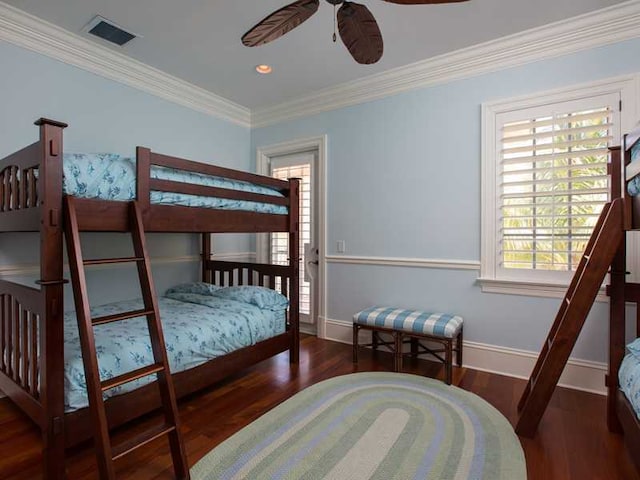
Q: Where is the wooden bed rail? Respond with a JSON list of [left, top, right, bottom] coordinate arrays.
[[135, 147, 291, 214], [205, 260, 293, 296], [0, 143, 40, 211], [0, 280, 44, 426], [148, 151, 290, 191]]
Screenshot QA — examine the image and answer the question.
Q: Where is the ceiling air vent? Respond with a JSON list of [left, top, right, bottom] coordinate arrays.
[[84, 16, 137, 46]]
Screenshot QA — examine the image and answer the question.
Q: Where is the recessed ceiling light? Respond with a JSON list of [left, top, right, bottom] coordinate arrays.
[[256, 64, 272, 74]]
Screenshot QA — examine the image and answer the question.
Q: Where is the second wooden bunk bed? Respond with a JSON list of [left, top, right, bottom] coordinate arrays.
[[0, 119, 301, 479], [608, 131, 640, 473], [515, 133, 640, 470]]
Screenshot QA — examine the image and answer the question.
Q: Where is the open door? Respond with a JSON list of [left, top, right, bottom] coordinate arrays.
[[267, 152, 319, 328]]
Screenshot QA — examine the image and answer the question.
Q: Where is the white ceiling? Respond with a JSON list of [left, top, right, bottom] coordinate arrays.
[[5, 0, 630, 109]]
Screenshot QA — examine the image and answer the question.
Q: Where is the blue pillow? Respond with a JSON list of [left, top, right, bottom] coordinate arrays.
[[165, 282, 220, 296], [212, 286, 289, 311], [627, 338, 640, 359]]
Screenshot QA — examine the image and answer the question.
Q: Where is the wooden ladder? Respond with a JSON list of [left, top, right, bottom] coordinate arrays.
[[515, 198, 624, 437], [64, 197, 189, 479]]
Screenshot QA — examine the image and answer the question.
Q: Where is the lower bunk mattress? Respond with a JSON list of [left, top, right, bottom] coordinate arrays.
[[64, 285, 287, 412], [619, 345, 640, 420]]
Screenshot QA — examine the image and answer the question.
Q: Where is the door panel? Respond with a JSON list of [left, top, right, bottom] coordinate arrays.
[[269, 153, 317, 325]]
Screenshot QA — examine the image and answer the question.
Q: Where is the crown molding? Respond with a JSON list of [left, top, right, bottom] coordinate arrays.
[[251, 0, 640, 128], [0, 2, 251, 128], [3, 1, 640, 130]]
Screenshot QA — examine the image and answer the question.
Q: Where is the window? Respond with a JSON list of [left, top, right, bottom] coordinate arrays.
[[481, 78, 634, 296]]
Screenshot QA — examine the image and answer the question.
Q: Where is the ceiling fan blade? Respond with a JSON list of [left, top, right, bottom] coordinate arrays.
[[242, 0, 319, 47], [338, 2, 383, 65], [381, 0, 469, 4]]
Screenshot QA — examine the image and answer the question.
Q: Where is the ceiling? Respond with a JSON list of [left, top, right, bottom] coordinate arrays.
[[4, 0, 630, 109]]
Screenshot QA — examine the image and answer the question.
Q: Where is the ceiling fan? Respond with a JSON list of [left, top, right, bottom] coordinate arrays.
[[242, 0, 469, 65]]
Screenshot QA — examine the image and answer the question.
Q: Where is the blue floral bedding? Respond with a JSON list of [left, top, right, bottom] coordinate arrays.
[[61, 153, 288, 214], [628, 144, 640, 196], [64, 292, 286, 412], [619, 352, 640, 420]]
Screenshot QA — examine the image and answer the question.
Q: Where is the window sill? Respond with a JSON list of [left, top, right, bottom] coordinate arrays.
[[477, 277, 608, 302]]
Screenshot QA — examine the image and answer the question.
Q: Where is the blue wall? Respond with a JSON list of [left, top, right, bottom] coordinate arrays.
[[2, 34, 639, 363], [0, 40, 251, 306], [252, 38, 640, 363]]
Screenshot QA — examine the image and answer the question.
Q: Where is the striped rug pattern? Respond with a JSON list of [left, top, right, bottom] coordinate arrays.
[[191, 373, 526, 480]]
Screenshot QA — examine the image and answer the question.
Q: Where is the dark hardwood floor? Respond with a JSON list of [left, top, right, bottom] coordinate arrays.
[[0, 336, 637, 479]]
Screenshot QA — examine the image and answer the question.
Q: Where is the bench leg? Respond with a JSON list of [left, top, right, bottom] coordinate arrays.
[[445, 339, 453, 385], [353, 324, 359, 364], [456, 328, 463, 367], [372, 330, 378, 352], [394, 332, 403, 372], [410, 338, 419, 359]]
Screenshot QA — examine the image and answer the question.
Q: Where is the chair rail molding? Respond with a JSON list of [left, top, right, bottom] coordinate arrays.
[[251, 0, 640, 128], [326, 255, 480, 271], [0, 2, 250, 127]]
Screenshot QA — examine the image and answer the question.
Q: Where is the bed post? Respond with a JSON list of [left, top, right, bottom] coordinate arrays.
[[608, 146, 625, 433], [288, 178, 300, 364], [34, 118, 68, 479], [136, 147, 152, 216], [202, 233, 212, 283]]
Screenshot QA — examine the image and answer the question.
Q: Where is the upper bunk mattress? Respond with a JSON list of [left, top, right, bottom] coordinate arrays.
[[619, 350, 640, 420], [62, 153, 288, 214], [64, 286, 287, 412]]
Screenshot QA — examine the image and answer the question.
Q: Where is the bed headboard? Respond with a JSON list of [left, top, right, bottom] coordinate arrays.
[[204, 260, 293, 299]]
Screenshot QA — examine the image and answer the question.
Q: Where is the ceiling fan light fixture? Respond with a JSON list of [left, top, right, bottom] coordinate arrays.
[[256, 64, 273, 74], [242, 0, 470, 65]]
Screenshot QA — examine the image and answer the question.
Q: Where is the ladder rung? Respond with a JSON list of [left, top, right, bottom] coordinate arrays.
[[83, 256, 144, 266], [92, 309, 154, 326], [101, 363, 164, 392], [112, 422, 176, 461]]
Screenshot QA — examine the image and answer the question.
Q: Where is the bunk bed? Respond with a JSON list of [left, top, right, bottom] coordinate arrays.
[[609, 132, 640, 472], [513, 128, 640, 474], [0, 119, 301, 479]]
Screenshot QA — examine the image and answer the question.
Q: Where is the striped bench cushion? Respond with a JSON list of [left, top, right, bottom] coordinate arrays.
[[354, 307, 463, 339]]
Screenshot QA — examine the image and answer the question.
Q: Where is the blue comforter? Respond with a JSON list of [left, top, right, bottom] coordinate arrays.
[[61, 153, 288, 214], [64, 292, 286, 412], [620, 352, 640, 420]]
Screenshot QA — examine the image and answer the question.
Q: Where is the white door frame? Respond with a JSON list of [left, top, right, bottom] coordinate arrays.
[[256, 135, 328, 339]]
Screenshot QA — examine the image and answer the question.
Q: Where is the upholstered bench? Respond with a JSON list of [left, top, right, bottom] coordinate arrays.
[[352, 306, 464, 384]]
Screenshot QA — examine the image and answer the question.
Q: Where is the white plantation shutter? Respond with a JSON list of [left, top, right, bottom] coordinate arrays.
[[496, 93, 620, 278], [271, 164, 311, 315]]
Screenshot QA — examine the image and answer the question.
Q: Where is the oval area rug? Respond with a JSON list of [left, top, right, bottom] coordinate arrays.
[[191, 372, 526, 480]]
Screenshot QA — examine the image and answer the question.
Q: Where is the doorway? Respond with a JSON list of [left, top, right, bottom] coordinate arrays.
[[256, 137, 326, 336]]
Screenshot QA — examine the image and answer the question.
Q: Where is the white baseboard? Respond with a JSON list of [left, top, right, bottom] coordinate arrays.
[[300, 323, 317, 336], [323, 317, 607, 395]]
